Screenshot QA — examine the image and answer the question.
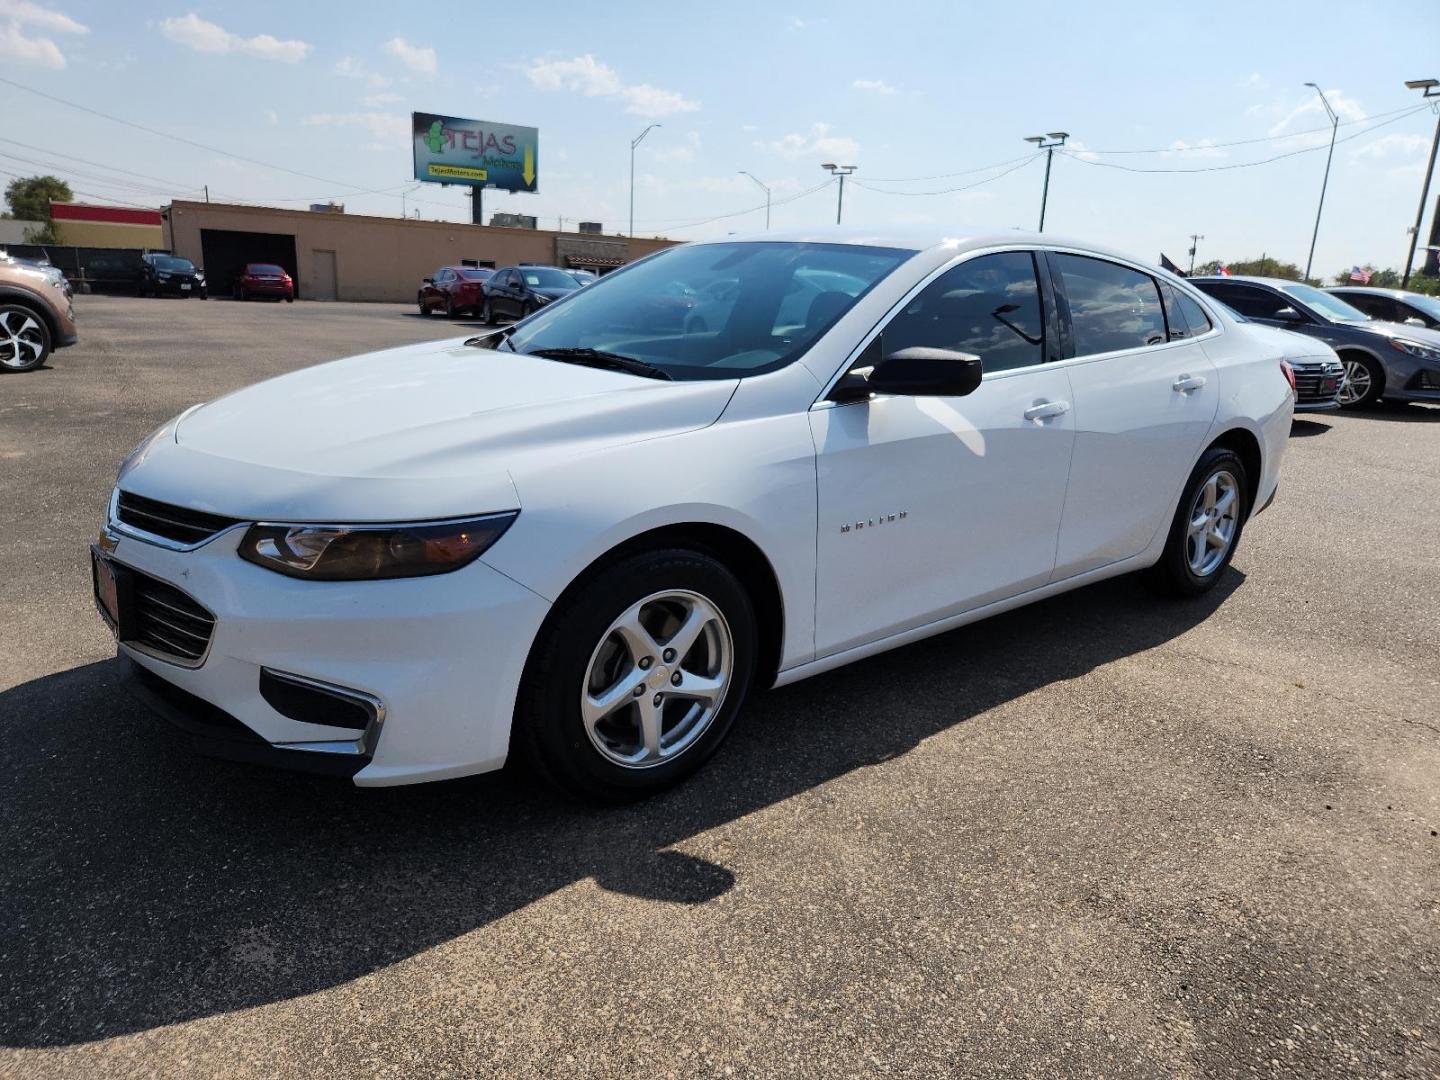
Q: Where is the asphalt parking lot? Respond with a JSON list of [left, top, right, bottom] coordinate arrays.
[[2, 294, 1438, 1079]]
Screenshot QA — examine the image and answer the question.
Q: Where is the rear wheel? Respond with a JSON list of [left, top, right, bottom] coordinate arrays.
[[445, 295, 456, 319], [417, 293, 430, 316], [1144, 447, 1248, 597], [516, 549, 757, 801], [0, 303, 51, 373], [1337, 353, 1383, 408]]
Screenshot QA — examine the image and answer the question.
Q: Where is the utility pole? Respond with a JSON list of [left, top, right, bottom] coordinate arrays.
[[203, 184, 209, 203], [629, 123, 661, 238], [469, 186, 484, 226], [1401, 78, 1440, 288], [1188, 233, 1204, 275], [1023, 132, 1068, 232], [1303, 83, 1338, 282], [738, 170, 771, 229], [820, 163, 856, 224], [401, 184, 421, 220]]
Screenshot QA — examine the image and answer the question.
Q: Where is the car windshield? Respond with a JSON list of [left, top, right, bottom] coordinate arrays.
[[249, 264, 284, 275], [153, 256, 194, 272], [519, 268, 579, 289], [1396, 292, 1440, 321], [503, 242, 914, 380], [1279, 282, 1368, 322]]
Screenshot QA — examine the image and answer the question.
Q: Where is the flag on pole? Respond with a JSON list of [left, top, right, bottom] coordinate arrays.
[[1160, 254, 1186, 277], [1348, 265, 1372, 284], [1216, 262, 1232, 277]]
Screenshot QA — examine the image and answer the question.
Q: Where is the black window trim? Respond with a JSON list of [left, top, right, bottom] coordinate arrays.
[[1046, 248, 1212, 362]]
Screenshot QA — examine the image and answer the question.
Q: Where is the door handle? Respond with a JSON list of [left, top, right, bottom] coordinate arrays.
[[1023, 400, 1070, 422], [1173, 374, 1207, 393]]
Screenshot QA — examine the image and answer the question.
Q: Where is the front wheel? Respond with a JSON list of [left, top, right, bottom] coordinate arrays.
[[417, 294, 430, 316], [0, 303, 51, 373], [480, 298, 495, 325], [1144, 447, 1248, 597], [1337, 354, 1383, 408], [516, 549, 758, 801]]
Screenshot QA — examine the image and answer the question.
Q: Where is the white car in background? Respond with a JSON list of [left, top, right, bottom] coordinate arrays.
[[97, 228, 1293, 799]]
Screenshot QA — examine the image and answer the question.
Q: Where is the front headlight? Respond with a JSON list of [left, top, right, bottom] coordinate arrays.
[[1389, 338, 1440, 362], [237, 512, 518, 580]]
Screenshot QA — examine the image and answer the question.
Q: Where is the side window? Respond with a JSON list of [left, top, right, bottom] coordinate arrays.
[[1053, 254, 1166, 355], [880, 251, 1045, 373], [1208, 284, 1287, 320], [1161, 283, 1213, 339]]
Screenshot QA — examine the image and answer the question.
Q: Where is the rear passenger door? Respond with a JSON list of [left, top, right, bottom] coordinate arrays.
[[1048, 254, 1219, 579]]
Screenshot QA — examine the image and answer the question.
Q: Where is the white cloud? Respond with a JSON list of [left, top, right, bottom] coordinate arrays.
[[1163, 137, 1226, 159], [0, 0, 85, 33], [1061, 138, 1099, 162], [0, 0, 85, 68], [525, 53, 699, 117], [335, 55, 390, 87], [160, 13, 311, 63], [302, 111, 410, 142], [651, 130, 702, 163], [362, 91, 402, 107], [1265, 88, 1364, 147], [852, 78, 896, 95], [383, 36, 436, 76], [1351, 132, 1428, 161], [787, 16, 805, 29], [765, 122, 859, 163], [264, 108, 278, 124]]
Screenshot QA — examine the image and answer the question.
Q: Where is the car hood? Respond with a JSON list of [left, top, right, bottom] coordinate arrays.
[[1356, 320, 1440, 347], [123, 338, 737, 521], [535, 287, 576, 300]]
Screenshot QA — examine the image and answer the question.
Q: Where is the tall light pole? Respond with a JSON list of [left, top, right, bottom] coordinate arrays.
[[1188, 234, 1205, 275], [401, 183, 421, 220], [629, 123, 661, 238], [1303, 83, 1339, 283], [1401, 78, 1440, 288], [821, 163, 856, 224], [738, 170, 771, 229], [1023, 132, 1068, 232]]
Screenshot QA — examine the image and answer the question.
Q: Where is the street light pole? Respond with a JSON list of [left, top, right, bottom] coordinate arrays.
[[629, 123, 661, 238], [738, 170, 771, 229], [1303, 83, 1338, 283], [1023, 132, 1068, 232], [1188, 233, 1205, 275], [1401, 78, 1440, 288], [820, 163, 856, 224]]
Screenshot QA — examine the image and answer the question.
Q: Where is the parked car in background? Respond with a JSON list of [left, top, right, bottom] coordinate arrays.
[[480, 265, 580, 323], [100, 228, 1292, 797], [1328, 286, 1440, 330], [83, 253, 146, 295], [1191, 276, 1440, 408], [139, 254, 207, 299], [0, 250, 78, 372], [417, 265, 493, 318], [234, 263, 294, 302]]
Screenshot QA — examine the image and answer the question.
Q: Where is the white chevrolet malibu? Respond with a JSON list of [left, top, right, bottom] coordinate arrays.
[[96, 228, 1293, 798]]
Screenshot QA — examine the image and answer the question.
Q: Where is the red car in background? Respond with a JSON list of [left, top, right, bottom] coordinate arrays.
[[418, 265, 494, 318], [234, 263, 294, 302]]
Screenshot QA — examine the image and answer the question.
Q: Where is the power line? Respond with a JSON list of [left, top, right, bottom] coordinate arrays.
[[863, 153, 1036, 184], [637, 180, 832, 233], [852, 154, 1040, 197], [1082, 102, 1425, 155], [0, 165, 158, 210]]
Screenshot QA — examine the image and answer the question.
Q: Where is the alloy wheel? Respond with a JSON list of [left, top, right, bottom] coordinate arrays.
[[0, 308, 46, 370], [1337, 359, 1370, 405], [1186, 469, 1239, 577], [580, 589, 733, 768]]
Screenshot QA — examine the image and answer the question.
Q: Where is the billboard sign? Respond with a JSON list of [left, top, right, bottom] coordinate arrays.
[[412, 112, 538, 193]]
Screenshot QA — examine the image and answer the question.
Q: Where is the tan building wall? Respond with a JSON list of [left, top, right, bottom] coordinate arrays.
[[53, 219, 165, 248], [163, 201, 678, 303]]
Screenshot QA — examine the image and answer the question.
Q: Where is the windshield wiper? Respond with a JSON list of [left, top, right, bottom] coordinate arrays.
[[523, 347, 673, 381], [464, 325, 519, 351]]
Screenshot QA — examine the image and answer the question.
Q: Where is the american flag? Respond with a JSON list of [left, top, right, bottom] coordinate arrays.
[[1349, 266, 1372, 284], [1216, 263, 1231, 277]]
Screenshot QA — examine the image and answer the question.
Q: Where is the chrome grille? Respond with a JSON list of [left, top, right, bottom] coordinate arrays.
[[116, 491, 242, 547], [127, 571, 215, 665], [1290, 359, 1344, 403]]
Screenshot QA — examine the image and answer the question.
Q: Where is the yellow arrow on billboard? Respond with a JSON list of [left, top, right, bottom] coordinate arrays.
[[522, 144, 535, 186]]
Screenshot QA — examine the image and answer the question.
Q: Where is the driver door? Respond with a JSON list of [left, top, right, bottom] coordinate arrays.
[[809, 251, 1077, 658]]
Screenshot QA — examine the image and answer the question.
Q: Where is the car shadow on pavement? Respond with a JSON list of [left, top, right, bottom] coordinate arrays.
[[1289, 419, 1331, 438], [0, 570, 1241, 1047]]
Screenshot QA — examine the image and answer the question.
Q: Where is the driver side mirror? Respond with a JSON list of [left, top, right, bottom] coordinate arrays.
[[1274, 306, 1306, 323], [832, 347, 983, 403], [1404, 316, 1426, 328]]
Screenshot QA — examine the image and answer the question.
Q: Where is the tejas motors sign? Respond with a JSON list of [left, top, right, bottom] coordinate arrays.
[[411, 112, 539, 193]]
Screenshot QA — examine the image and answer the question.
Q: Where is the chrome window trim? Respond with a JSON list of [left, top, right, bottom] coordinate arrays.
[[108, 488, 248, 552], [262, 667, 386, 757]]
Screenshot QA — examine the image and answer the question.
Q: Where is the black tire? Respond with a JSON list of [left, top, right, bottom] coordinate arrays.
[[1144, 446, 1249, 597], [0, 302, 52, 373], [444, 295, 456, 319], [1337, 352, 1384, 408], [417, 294, 430, 316], [286, 296, 294, 303], [480, 298, 495, 325], [516, 548, 758, 802]]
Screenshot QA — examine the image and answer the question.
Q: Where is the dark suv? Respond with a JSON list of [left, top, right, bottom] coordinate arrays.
[[139, 254, 207, 299], [1192, 276, 1440, 408]]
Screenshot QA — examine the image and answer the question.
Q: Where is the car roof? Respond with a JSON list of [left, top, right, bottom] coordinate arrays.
[[1190, 275, 1303, 288], [1327, 285, 1417, 298], [693, 224, 1163, 264]]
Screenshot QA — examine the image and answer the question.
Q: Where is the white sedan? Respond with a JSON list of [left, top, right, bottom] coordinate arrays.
[[96, 228, 1293, 798]]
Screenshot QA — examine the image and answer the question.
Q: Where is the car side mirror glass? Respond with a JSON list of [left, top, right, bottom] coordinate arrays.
[[1275, 306, 1305, 323], [833, 346, 983, 403], [1404, 316, 1425, 327], [423, 277, 434, 285]]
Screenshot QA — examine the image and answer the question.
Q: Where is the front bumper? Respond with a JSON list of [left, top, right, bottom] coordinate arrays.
[[99, 518, 551, 786]]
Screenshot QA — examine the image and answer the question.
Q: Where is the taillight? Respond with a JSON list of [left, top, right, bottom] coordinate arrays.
[[1279, 360, 1297, 394]]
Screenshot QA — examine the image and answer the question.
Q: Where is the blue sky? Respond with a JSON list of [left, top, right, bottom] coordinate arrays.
[[2, 0, 1438, 277]]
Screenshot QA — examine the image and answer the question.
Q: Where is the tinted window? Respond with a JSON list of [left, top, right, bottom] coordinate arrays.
[[522, 268, 580, 289], [1054, 254, 1166, 355], [151, 255, 194, 272], [1277, 282, 1368, 322], [879, 251, 1044, 373], [1160, 283, 1213, 339], [457, 268, 491, 281], [1198, 283, 1289, 320], [505, 242, 913, 380]]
